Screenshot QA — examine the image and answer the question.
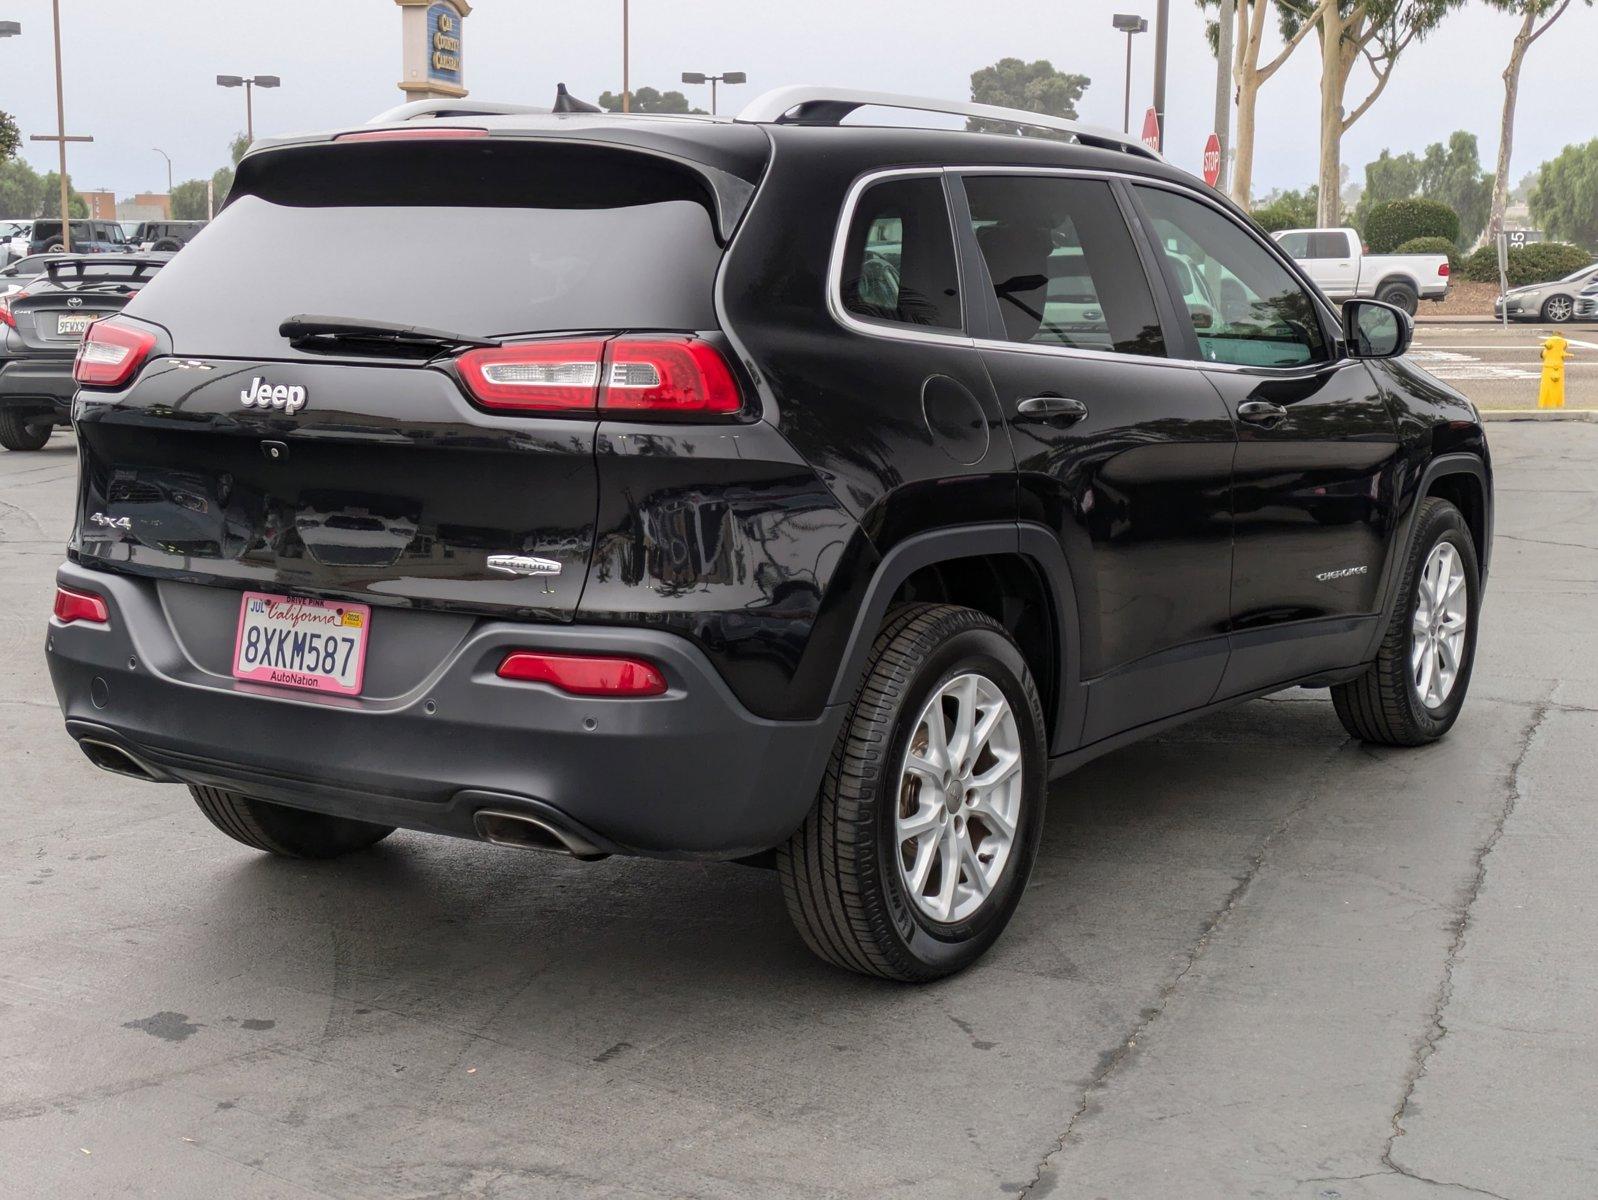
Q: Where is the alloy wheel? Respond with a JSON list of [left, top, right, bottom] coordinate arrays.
[[895, 672, 1023, 923], [1411, 541, 1468, 709], [1547, 296, 1573, 322]]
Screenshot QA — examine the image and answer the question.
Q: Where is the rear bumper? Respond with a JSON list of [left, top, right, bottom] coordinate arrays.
[[46, 561, 841, 859], [0, 357, 76, 421]]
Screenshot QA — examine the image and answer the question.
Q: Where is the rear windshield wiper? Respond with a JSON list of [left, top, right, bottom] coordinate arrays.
[[279, 314, 500, 359]]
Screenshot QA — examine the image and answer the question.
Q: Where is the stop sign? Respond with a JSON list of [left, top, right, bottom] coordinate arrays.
[[1202, 132, 1222, 186], [1140, 107, 1161, 152]]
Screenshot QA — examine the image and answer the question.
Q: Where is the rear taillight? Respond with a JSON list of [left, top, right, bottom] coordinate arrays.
[[1439, 263, 1451, 277], [456, 340, 606, 411], [0, 292, 22, 329], [53, 585, 109, 625], [604, 337, 742, 415], [73, 317, 158, 388], [496, 651, 667, 697], [455, 336, 741, 417]]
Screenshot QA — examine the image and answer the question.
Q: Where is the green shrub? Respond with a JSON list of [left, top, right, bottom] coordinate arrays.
[[1395, 236, 1463, 274], [1461, 240, 1594, 286], [1364, 198, 1460, 253]]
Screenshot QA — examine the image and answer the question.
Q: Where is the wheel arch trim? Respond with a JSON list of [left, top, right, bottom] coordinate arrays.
[[1366, 452, 1491, 661], [823, 522, 1085, 754]]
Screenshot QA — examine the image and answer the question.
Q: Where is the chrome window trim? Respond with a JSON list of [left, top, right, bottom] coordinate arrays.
[[825, 167, 976, 347], [825, 164, 1350, 378]]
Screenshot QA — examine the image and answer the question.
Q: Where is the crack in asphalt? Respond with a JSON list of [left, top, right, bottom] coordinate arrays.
[[1375, 696, 1553, 1200], [1011, 738, 1351, 1198]]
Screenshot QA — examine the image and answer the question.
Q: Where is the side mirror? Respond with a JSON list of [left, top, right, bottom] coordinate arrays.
[[1189, 306, 1215, 330], [1343, 298, 1412, 360]]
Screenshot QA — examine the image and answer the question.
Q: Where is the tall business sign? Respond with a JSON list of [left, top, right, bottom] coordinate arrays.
[[396, 0, 470, 100]]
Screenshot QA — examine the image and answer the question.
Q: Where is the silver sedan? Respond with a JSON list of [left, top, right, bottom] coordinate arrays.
[[1496, 261, 1598, 323]]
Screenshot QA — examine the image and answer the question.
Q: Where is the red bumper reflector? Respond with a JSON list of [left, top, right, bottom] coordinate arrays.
[[53, 585, 109, 625], [496, 651, 667, 697]]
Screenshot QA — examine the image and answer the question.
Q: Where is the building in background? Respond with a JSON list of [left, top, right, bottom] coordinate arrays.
[[117, 193, 172, 222], [82, 190, 117, 220], [396, 0, 469, 101]]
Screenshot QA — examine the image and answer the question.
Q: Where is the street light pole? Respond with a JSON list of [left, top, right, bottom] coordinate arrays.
[[1152, 0, 1170, 152], [217, 74, 280, 145], [153, 148, 173, 195], [1212, 0, 1234, 192], [681, 71, 747, 117], [621, 0, 630, 113], [1111, 15, 1148, 135]]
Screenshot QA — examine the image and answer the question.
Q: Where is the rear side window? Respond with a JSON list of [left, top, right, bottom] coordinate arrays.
[[1308, 231, 1351, 259], [838, 176, 962, 331], [964, 175, 1166, 357], [1135, 185, 1327, 368], [125, 140, 732, 359]]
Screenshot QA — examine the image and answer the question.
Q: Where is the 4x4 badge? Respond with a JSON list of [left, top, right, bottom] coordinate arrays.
[[487, 554, 562, 578]]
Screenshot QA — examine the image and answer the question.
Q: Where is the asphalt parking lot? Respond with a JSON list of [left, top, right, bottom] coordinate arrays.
[[1411, 319, 1596, 410], [2, 420, 1595, 1200]]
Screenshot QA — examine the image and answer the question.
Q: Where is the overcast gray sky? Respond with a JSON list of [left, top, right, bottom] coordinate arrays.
[[0, 0, 1592, 201]]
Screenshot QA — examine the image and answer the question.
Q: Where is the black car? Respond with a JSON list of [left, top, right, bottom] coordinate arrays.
[[130, 220, 207, 252], [45, 87, 1491, 980], [0, 255, 169, 450]]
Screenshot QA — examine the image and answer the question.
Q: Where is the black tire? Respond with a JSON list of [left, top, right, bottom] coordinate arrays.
[[0, 410, 50, 451], [151, 238, 182, 252], [777, 603, 1048, 982], [1332, 498, 1479, 746], [189, 784, 395, 859], [1541, 295, 1574, 324], [1377, 281, 1419, 316]]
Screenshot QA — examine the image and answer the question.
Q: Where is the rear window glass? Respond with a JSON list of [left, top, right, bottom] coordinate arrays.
[[124, 140, 728, 358]]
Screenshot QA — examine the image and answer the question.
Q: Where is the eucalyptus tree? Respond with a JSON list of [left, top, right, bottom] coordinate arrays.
[[1483, 0, 1591, 242]]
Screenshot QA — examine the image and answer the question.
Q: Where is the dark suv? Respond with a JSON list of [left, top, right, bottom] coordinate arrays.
[[130, 220, 207, 252], [46, 88, 1491, 980]]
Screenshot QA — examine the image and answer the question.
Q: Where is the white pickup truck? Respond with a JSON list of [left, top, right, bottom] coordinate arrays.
[[1271, 227, 1450, 315]]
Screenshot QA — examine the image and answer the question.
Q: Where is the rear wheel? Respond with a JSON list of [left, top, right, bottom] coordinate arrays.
[[1377, 280, 1419, 316], [1332, 498, 1478, 746], [189, 784, 395, 859], [777, 604, 1047, 981], [0, 410, 50, 451]]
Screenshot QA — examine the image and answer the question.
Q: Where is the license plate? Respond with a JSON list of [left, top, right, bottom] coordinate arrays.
[[232, 591, 370, 696], [56, 313, 96, 335]]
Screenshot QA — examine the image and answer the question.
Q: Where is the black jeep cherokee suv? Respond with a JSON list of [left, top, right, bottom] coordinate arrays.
[[46, 88, 1491, 980]]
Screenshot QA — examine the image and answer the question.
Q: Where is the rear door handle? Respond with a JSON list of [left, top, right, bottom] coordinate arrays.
[[1016, 396, 1088, 424], [1237, 400, 1288, 426]]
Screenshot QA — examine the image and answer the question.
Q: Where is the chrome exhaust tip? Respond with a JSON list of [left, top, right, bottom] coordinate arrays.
[[472, 809, 609, 861], [78, 738, 158, 781]]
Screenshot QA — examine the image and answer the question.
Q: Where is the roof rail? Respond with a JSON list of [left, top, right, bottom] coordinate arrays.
[[735, 86, 1162, 162], [367, 99, 550, 124]]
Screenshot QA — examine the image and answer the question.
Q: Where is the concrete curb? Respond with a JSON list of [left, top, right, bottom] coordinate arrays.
[[1415, 316, 1499, 325], [1479, 409, 1598, 422]]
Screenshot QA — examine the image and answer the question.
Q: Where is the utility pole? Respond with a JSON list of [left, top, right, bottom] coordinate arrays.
[[621, 0, 630, 113], [1212, 0, 1234, 192], [1151, 0, 1170, 152], [28, 0, 93, 254]]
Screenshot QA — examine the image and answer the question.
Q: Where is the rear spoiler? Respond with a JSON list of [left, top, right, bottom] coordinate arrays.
[[43, 255, 172, 283]]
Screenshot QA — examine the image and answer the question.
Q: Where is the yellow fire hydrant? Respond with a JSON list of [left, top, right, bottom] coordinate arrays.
[[1539, 333, 1571, 409]]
